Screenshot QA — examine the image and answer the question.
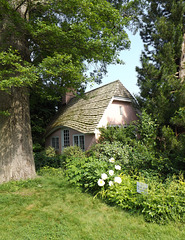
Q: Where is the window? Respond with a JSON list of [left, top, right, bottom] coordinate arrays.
[[119, 106, 123, 115], [51, 137, 59, 150], [63, 129, 70, 147], [73, 135, 85, 151]]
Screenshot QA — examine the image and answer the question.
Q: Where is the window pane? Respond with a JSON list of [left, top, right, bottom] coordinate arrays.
[[51, 137, 59, 150], [52, 138, 55, 148], [74, 136, 78, 146], [79, 135, 84, 151], [64, 130, 70, 147], [56, 138, 59, 149]]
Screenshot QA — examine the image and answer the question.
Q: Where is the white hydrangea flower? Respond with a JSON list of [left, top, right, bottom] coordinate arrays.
[[109, 170, 114, 176], [114, 176, 122, 184], [115, 165, 121, 170], [109, 157, 115, 163], [109, 181, 114, 186], [101, 173, 108, 180], [98, 179, 105, 186]]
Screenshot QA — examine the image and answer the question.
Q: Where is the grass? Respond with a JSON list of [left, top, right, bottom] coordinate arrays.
[[0, 171, 184, 240]]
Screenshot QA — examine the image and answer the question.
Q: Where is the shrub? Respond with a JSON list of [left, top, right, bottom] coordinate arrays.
[[45, 146, 56, 157], [98, 172, 185, 223], [86, 141, 132, 165], [34, 149, 62, 170], [63, 146, 185, 223], [65, 156, 109, 193], [61, 145, 86, 167], [98, 124, 137, 144], [125, 142, 157, 172], [87, 141, 158, 174]]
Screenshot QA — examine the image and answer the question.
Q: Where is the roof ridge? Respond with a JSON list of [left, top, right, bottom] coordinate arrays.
[[46, 80, 135, 135], [85, 80, 121, 94]]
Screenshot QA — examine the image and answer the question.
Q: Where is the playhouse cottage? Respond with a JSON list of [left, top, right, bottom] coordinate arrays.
[[45, 80, 138, 152]]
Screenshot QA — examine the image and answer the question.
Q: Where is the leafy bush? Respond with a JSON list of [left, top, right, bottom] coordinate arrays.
[[64, 153, 125, 193], [64, 149, 185, 223], [137, 109, 158, 150], [65, 156, 109, 193], [98, 172, 185, 223], [34, 149, 62, 170], [87, 141, 130, 163], [98, 124, 137, 144], [61, 144, 185, 223], [61, 145, 86, 167], [126, 142, 157, 172], [87, 141, 159, 173]]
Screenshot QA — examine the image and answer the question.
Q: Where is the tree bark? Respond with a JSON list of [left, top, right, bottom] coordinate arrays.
[[180, 33, 185, 81], [0, 88, 36, 183], [0, 0, 36, 183]]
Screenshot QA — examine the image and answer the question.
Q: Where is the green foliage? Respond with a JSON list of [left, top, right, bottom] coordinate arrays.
[[98, 123, 137, 144], [37, 166, 63, 177], [34, 150, 62, 170], [1, 0, 135, 149], [98, 172, 185, 223], [98, 109, 158, 149], [30, 91, 58, 149], [27, 0, 131, 94], [61, 145, 86, 166], [137, 110, 158, 149], [171, 107, 185, 128], [136, 0, 185, 159], [45, 146, 56, 157], [126, 142, 157, 171], [63, 145, 185, 223], [0, 49, 38, 91], [0, 110, 10, 116], [88, 110, 164, 173], [65, 156, 108, 193], [92, 108, 185, 174], [87, 141, 131, 163], [161, 125, 178, 152]]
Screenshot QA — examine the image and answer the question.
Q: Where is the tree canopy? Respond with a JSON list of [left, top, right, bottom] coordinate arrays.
[[0, 0, 141, 182], [137, 0, 185, 129], [135, 0, 185, 171], [0, 0, 134, 98]]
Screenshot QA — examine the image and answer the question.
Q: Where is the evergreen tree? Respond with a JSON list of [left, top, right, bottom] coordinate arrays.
[[137, 0, 185, 131], [136, 0, 185, 172]]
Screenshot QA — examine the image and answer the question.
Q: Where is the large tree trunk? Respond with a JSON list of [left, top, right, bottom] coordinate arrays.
[[0, 88, 36, 183], [0, 1, 36, 183]]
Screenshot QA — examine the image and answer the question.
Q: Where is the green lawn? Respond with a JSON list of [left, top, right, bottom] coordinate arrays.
[[0, 172, 184, 240]]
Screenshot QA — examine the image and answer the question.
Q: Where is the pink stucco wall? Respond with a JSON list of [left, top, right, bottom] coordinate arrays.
[[45, 128, 62, 153], [67, 129, 95, 150], [45, 128, 96, 153], [98, 100, 138, 129]]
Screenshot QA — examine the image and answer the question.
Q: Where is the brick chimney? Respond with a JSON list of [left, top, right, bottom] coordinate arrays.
[[62, 91, 76, 105]]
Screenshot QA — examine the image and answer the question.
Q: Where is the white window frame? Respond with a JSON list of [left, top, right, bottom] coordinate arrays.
[[61, 128, 70, 151], [73, 134, 85, 151], [51, 136, 59, 150], [63, 129, 70, 147]]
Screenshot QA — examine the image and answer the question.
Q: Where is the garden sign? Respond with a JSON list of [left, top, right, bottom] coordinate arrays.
[[137, 182, 148, 194]]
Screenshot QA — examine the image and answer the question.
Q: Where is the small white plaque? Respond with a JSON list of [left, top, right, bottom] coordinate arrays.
[[137, 182, 148, 194]]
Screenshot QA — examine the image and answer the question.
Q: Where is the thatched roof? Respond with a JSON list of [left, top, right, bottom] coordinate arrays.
[[46, 80, 134, 135]]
